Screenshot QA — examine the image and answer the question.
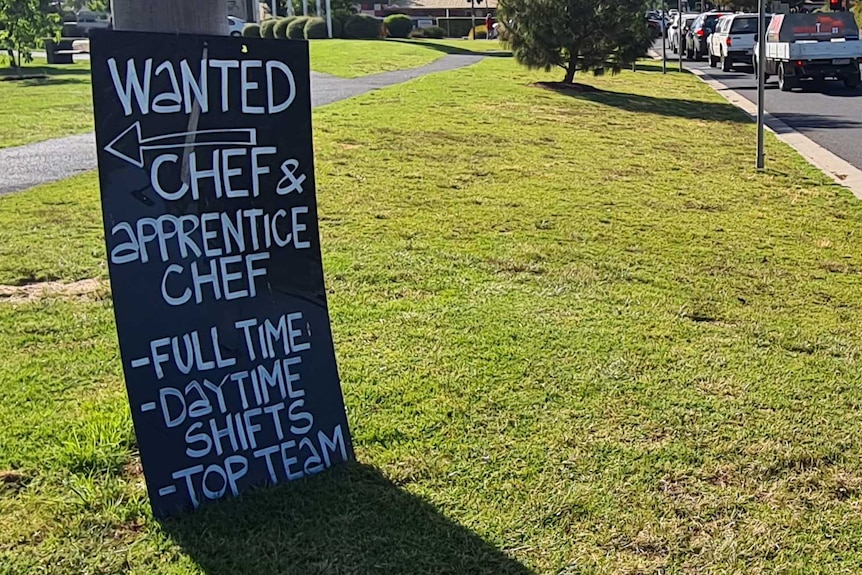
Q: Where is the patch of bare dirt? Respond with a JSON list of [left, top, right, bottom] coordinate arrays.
[[0, 470, 31, 492], [0, 278, 107, 303], [123, 458, 143, 480]]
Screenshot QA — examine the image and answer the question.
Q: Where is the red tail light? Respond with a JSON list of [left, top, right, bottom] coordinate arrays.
[[795, 60, 803, 67], [726, 37, 732, 46], [696, 29, 704, 37]]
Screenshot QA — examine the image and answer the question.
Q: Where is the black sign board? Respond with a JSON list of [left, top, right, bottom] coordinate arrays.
[[90, 31, 353, 518]]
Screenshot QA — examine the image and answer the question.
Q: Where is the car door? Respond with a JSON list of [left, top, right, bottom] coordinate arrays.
[[688, 15, 702, 51], [713, 17, 730, 56], [708, 18, 720, 55], [669, 14, 678, 47]]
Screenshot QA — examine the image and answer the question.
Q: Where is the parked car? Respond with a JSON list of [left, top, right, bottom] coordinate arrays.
[[669, 13, 698, 54], [646, 11, 667, 39], [755, 12, 862, 91], [685, 11, 730, 61], [708, 13, 765, 71], [228, 15, 245, 36]]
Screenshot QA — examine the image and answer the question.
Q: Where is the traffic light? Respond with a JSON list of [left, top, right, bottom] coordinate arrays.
[[829, 0, 843, 12]]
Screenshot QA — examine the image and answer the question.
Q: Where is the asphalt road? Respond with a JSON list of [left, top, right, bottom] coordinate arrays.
[[656, 44, 862, 170]]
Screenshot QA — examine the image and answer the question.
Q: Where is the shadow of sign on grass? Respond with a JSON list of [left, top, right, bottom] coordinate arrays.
[[163, 462, 533, 575], [536, 82, 750, 123]]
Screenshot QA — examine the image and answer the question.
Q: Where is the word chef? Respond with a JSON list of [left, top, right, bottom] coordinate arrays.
[[110, 207, 311, 306]]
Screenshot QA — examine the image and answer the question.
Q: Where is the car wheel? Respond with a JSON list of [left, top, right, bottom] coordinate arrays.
[[709, 52, 717, 67], [844, 72, 860, 89], [721, 53, 732, 72]]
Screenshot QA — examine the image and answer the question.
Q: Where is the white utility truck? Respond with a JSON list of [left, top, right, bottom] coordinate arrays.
[[755, 12, 862, 91]]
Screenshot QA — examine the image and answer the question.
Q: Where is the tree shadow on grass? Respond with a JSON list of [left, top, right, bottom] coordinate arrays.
[[536, 82, 749, 123], [387, 38, 512, 58], [11, 77, 92, 88], [767, 112, 862, 132], [634, 66, 690, 74], [163, 462, 533, 575], [0, 65, 91, 79]]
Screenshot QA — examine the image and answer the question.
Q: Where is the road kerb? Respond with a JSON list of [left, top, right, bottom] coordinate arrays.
[[691, 68, 862, 200]]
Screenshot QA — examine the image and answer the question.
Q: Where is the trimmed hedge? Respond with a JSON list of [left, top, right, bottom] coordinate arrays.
[[384, 14, 412, 38], [304, 17, 329, 39], [242, 23, 262, 37], [409, 25, 444, 39], [287, 16, 310, 39], [274, 17, 295, 39], [435, 17, 474, 38], [334, 12, 353, 37], [343, 14, 383, 39], [260, 18, 278, 38], [332, 16, 344, 37]]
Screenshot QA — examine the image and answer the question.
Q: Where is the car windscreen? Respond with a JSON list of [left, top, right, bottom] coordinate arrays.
[[683, 16, 697, 25], [730, 17, 757, 33]]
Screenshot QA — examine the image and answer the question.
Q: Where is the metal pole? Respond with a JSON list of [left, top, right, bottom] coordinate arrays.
[[662, 13, 667, 74], [678, 0, 683, 72], [111, 0, 228, 34], [474, 0, 479, 38], [325, 0, 332, 37], [271, 0, 277, 17], [756, 0, 766, 169]]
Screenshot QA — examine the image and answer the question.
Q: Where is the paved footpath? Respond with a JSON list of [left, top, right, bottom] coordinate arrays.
[[0, 53, 484, 196]]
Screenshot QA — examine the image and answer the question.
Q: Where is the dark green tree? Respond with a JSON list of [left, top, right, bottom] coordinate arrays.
[[0, 0, 60, 72], [499, 0, 654, 83]]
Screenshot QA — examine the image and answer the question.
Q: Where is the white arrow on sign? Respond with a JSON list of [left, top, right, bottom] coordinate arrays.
[[104, 121, 258, 168]]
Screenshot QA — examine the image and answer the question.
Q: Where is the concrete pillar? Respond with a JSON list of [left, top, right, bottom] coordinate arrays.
[[111, 0, 229, 34]]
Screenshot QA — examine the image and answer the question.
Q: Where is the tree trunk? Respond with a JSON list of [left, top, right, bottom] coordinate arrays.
[[110, 0, 228, 34], [13, 40, 21, 75], [564, 57, 577, 84]]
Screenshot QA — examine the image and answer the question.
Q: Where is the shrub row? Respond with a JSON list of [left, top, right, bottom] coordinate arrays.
[[408, 25, 445, 39], [242, 14, 382, 39], [384, 14, 412, 38], [435, 18, 474, 38], [343, 14, 383, 38]]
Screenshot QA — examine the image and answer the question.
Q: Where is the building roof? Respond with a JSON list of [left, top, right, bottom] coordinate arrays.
[[384, 0, 498, 10]]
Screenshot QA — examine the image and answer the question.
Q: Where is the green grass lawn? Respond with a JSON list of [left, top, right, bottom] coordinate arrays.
[[309, 38, 446, 77], [0, 58, 93, 149], [0, 40, 494, 149], [5, 57, 862, 574], [409, 38, 510, 53]]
